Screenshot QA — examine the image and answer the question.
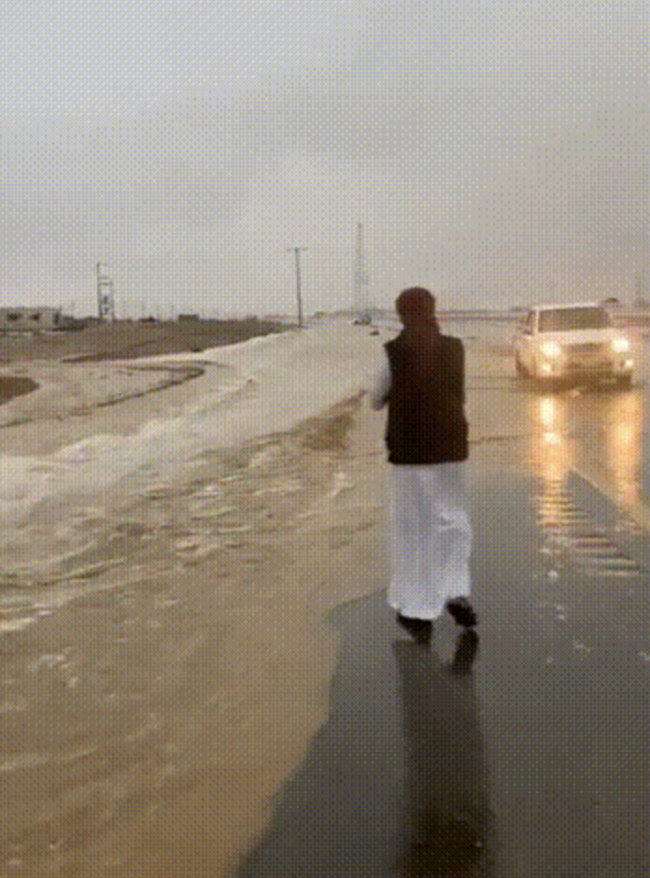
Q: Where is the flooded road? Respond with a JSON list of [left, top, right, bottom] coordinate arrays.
[[236, 326, 650, 878], [2, 320, 650, 876]]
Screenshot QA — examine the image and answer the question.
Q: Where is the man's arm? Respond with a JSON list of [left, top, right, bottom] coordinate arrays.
[[366, 356, 391, 410]]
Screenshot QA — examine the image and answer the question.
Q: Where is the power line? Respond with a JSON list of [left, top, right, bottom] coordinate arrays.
[[354, 222, 369, 317]]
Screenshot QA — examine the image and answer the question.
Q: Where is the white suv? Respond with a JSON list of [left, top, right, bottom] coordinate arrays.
[[513, 303, 634, 387]]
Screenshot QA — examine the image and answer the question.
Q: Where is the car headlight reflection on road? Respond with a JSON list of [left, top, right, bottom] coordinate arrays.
[[612, 336, 631, 353], [539, 395, 559, 429], [540, 341, 563, 358]]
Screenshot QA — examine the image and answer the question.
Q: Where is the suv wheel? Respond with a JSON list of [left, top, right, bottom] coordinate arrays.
[[515, 354, 526, 377]]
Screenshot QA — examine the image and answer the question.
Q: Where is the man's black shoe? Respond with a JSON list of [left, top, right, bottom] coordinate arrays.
[[446, 597, 478, 628], [449, 629, 480, 675], [397, 612, 433, 645]]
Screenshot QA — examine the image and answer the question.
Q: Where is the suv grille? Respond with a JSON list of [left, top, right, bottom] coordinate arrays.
[[567, 342, 606, 355]]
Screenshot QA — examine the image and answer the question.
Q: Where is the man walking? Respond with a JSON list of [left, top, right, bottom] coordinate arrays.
[[368, 287, 477, 645]]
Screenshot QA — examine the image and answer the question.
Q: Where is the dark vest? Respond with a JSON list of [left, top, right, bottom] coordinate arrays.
[[384, 332, 469, 465]]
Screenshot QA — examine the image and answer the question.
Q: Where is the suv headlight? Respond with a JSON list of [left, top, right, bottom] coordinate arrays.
[[612, 336, 631, 353], [540, 341, 562, 358]]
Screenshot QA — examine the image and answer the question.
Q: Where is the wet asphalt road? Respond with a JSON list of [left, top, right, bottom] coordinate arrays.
[[236, 374, 650, 878]]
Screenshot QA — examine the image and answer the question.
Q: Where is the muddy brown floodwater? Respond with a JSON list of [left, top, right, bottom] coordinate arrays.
[[0, 384, 391, 877], [0, 376, 39, 405]]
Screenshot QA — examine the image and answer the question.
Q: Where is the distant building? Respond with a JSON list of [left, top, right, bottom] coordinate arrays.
[[0, 307, 65, 332]]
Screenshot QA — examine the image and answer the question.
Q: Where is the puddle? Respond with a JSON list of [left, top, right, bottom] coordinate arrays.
[[536, 486, 644, 577]]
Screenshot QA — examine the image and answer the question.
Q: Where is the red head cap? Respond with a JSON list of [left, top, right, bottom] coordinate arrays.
[[395, 287, 437, 328]]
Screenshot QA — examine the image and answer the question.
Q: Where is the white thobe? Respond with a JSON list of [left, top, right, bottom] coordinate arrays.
[[367, 351, 472, 621]]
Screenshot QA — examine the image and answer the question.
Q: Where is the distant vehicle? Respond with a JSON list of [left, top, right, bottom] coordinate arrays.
[[513, 303, 634, 387]]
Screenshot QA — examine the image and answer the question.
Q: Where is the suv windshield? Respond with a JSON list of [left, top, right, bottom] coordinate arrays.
[[538, 307, 612, 332]]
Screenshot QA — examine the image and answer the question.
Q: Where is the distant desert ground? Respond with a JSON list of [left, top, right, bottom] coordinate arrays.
[[0, 317, 286, 364]]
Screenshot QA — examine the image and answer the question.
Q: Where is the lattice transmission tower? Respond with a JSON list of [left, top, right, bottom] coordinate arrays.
[[96, 263, 115, 321]]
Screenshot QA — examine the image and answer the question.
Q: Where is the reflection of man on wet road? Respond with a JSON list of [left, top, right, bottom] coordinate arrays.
[[394, 635, 490, 876], [368, 287, 478, 644]]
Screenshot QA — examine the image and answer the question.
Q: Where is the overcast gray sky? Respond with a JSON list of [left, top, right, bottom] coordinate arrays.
[[1, 0, 648, 315]]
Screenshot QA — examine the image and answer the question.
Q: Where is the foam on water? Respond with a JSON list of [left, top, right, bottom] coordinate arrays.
[[0, 323, 387, 526]]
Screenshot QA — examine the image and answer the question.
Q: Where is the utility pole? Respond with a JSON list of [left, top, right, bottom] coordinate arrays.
[[96, 262, 104, 318], [286, 246, 308, 328], [353, 222, 369, 320]]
